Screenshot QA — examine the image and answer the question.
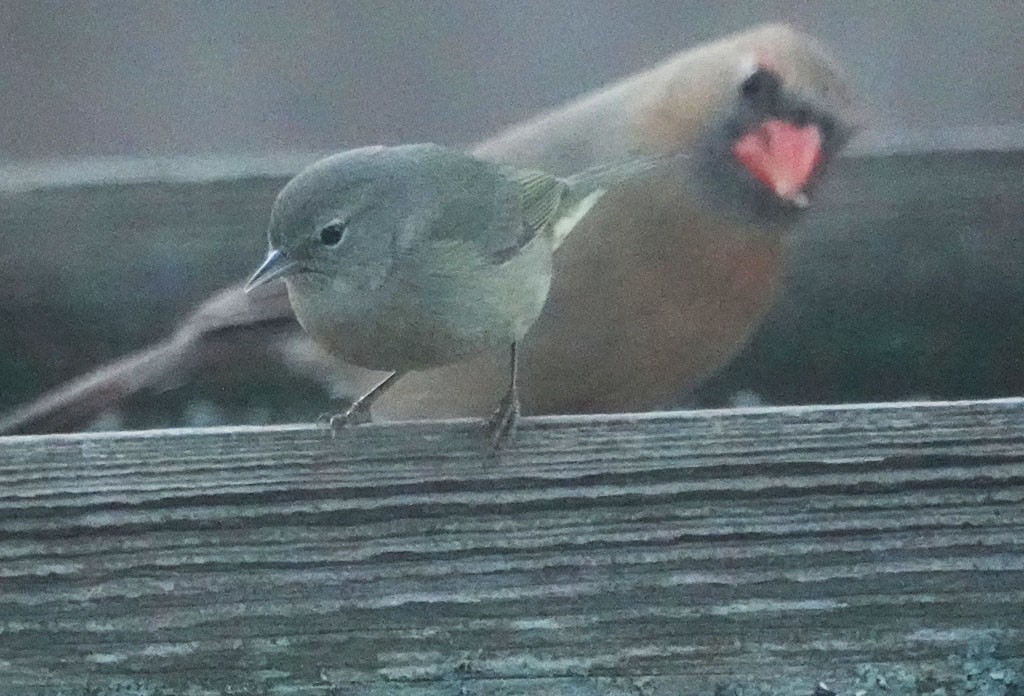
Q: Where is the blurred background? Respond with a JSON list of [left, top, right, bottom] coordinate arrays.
[[3, 0, 1023, 159], [3, 1, 1024, 430]]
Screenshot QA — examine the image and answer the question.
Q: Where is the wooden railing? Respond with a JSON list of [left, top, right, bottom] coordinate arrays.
[[2, 398, 1022, 694]]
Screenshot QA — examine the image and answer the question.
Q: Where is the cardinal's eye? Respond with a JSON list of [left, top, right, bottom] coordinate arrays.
[[740, 68, 779, 101], [319, 221, 346, 246]]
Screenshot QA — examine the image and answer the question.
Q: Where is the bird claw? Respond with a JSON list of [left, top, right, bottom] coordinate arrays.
[[485, 388, 520, 449], [318, 402, 373, 438]]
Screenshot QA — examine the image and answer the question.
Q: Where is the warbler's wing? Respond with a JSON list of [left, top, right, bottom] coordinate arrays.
[[448, 167, 567, 265], [416, 151, 567, 265], [508, 168, 567, 236], [440, 162, 622, 264]]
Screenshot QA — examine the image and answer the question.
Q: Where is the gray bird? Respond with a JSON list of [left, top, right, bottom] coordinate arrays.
[[244, 143, 658, 444]]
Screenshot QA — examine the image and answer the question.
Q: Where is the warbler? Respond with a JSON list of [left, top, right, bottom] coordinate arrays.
[[245, 143, 663, 445]]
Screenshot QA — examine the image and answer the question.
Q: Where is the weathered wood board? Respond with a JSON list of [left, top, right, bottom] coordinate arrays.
[[1, 399, 1022, 694]]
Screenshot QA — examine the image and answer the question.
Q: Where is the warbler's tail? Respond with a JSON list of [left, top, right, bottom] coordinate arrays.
[[562, 151, 677, 194], [550, 151, 681, 248]]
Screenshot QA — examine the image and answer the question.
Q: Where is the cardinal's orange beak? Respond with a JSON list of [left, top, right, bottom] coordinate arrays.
[[732, 119, 823, 206]]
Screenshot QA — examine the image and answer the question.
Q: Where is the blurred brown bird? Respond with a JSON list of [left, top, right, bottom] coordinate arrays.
[[373, 23, 864, 420], [0, 23, 863, 435]]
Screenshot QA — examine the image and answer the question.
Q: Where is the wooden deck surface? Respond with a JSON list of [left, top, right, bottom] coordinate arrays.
[[1, 399, 1022, 694]]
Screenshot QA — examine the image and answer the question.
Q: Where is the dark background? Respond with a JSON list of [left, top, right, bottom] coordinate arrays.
[[3, 1, 1023, 161], [3, 1, 1024, 428]]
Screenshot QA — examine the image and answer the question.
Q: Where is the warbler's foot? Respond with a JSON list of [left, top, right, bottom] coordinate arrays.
[[485, 387, 520, 449], [317, 401, 373, 437], [318, 372, 402, 437], [316, 399, 352, 426]]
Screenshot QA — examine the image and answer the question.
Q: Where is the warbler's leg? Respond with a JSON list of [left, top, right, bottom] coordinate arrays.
[[326, 371, 404, 433], [485, 342, 520, 448]]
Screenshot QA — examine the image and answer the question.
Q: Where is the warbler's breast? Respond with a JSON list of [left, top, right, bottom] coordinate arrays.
[[287, 238, 552, 372]]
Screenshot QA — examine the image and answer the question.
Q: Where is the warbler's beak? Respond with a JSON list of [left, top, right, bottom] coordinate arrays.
[[245, 249, 300, 293]]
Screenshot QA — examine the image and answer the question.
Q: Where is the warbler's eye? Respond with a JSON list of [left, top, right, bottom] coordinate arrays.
[[740, 68, 779, 101], [319, 221, 346, 246]]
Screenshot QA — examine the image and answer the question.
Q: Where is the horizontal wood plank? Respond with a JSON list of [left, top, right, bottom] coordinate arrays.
[[1, 399, 1023, 694]]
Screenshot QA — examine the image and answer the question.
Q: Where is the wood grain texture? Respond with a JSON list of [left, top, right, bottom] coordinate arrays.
[[1, 399, 1023, 694]]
